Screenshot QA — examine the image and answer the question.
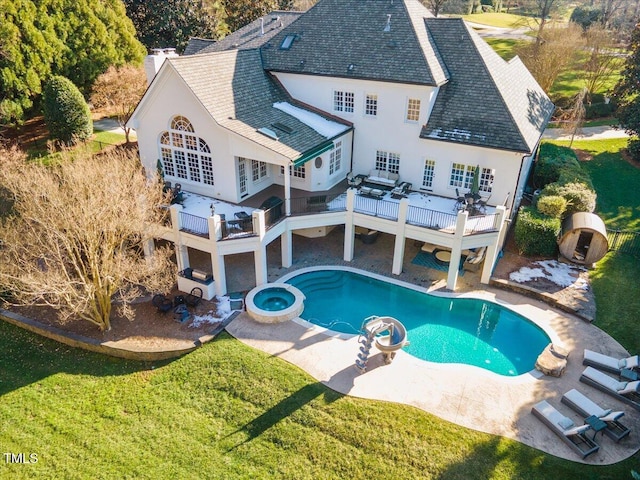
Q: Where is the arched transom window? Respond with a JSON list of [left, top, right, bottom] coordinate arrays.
[[159, 116, 214, 185]]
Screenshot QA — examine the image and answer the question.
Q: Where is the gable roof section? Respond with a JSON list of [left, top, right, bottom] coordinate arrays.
[[167, 49, 351, 161], [421, 18, 554, 153], [261, 0, 448, 86], [193, 11, 303, 54], [183, 37, 217, 56]]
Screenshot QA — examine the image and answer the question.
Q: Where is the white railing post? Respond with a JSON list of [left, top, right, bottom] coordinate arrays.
[[481, 206, 507, 284], [392, 198, 410, 275], [446, 209, 468, 290], [343, 189, 356, 261]]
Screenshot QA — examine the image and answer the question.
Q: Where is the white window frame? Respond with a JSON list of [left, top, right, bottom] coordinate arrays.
[[449, 163, 475, 190], [365, 94, 378, 117], [406, 98, 421, 122], [375, 150, 400, 174], [250, 159, 268, 183], [158, 116, 214, 186], [280, 164, 306, 179], [329, 141, 342, 175], [422, 159, 435, 190], [479, 167, 495, 193], [333, 90, 354, 113]]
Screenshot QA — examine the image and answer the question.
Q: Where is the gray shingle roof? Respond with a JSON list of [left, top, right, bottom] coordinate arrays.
[[167, 50, 351, 160], [421, 18, 554, 153], [183, 37, 216, 56], [194, 11, 303, 54], [261, 0, 448, 86]]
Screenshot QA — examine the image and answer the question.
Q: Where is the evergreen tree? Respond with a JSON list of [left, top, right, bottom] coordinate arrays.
[[0, 0, 145, 126], [224, 0, 294, 32], [613, 23, 640, 160], [123, 0, 228, 52], [42, 76, 93, 145]]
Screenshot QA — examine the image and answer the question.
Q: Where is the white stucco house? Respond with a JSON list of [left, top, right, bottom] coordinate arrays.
[[128, 0, 554, 297]]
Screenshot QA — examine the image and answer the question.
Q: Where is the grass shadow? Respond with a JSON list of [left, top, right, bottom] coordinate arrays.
[[226, 382, 341, 450], [0, 320, 173, 397]]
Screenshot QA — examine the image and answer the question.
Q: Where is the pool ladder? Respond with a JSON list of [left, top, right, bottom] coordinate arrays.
[[354, 315, 386, 373], [355, 332, 375, 373]]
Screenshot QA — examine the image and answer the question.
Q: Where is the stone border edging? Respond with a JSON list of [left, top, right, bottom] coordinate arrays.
[[489, 278, 594, 323], [0, 308, 207, 361]]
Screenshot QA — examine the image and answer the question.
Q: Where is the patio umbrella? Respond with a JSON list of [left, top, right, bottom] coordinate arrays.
[[470, 165, 480, 196]]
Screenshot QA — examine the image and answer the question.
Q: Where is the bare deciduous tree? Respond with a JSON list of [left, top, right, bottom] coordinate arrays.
[[516, 22, 584, 93], [90, 65, 147, 144], [421, 0, 451, 17], [560, 87, 588, 147], [0, 146, 174, 331], [583, 24, 618, 94]]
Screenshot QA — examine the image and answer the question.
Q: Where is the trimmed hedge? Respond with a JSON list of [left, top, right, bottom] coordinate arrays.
[[536, 195, 567, 218], [533, 143, 583, 188], [42, 76, 93, 145], [541, 182, 596, 215], [514, 206, 561, 256]]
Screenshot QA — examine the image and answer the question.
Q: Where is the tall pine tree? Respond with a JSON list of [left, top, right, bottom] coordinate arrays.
[[0, 0, 145, 125]]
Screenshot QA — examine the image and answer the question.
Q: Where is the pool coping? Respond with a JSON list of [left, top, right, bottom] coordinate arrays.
[[282, 265, 561, 377], [226, 265, 640, 465]]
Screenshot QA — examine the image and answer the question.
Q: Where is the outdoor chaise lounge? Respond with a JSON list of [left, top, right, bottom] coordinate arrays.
[[580, 366, 640, 411], [561, 388, 631, 442], [583, 349, 639, 375], [531, 400, 600, 458]]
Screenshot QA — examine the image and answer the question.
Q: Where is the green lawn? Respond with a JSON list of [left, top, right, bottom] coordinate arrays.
[[26, 129, 126, 162], [484, 38, 527, 61], [2, 139, 639, 477], [1, 322, 638, 479], [462, 12, 537, 29], [545, 138, 640, 354]]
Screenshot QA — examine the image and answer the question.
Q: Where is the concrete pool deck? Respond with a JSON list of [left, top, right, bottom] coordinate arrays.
[[226, 279, 640, 465]]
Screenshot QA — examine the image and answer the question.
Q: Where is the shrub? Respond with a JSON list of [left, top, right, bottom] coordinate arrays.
[[585, 102, 616, 120], [627, 138, 640, 162], [514, 206, 561, 256], [533, 144, 581, 188], [536, 195, 567, 218], [541, 182, 597, 215], [42, 76, 93, 145]]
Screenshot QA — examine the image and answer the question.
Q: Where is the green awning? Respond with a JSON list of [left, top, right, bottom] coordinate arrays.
[[292, 141, 334, 167]]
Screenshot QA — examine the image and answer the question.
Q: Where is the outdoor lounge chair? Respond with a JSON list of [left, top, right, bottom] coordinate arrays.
[[579, 366, 640, 411], [583, 349, 639, 375], [531, 400, 600, 459], [561, 388, 631, 442]]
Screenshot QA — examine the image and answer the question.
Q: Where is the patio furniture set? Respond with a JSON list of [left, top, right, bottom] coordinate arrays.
[[531, 349, 638, 458], [347, 170, 412, 200], [152, 287, 204, 323]]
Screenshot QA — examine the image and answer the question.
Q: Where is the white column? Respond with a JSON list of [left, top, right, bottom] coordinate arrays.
[[281, 229, 292, 268], [343, 189, 355, 262], [254, 248, 268, 286], [480, 206, 507, 284], [207, 215, 226, 296], [446, 210, 468, 290], [391, 198, 410, 275], [284, 164, 291, 216]]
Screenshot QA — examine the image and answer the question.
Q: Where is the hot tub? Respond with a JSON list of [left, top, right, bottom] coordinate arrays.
[[245, 283, 305, 324]]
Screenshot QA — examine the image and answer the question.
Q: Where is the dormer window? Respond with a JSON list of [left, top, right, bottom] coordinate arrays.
[[280, 35, 296, 50]]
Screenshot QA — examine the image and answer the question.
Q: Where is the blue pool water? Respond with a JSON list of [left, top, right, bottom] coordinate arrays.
[[285, 269, 550, 376]]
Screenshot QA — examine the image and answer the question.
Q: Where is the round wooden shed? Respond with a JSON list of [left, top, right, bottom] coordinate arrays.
[[558, 212, 608, 265]]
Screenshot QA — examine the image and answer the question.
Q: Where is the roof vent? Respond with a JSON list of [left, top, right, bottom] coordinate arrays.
[[260, 18, 265, 36], [257, 127, 279, 141], [384, 14, 391, 33], [348, 64, 355, 72]]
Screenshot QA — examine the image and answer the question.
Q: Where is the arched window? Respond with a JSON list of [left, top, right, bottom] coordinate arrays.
[[159, 116, 214, 185]]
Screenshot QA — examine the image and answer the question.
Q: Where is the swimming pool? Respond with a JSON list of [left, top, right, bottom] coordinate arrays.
[[283, 268, 551, 376]]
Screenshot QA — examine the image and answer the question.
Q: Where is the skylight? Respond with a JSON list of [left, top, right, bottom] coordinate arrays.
[[257, 127, 279, 141], [280, 35, 295, 50]]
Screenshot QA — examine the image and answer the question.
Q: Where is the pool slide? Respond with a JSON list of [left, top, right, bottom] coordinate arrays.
[[355, 316, 409, 372]]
